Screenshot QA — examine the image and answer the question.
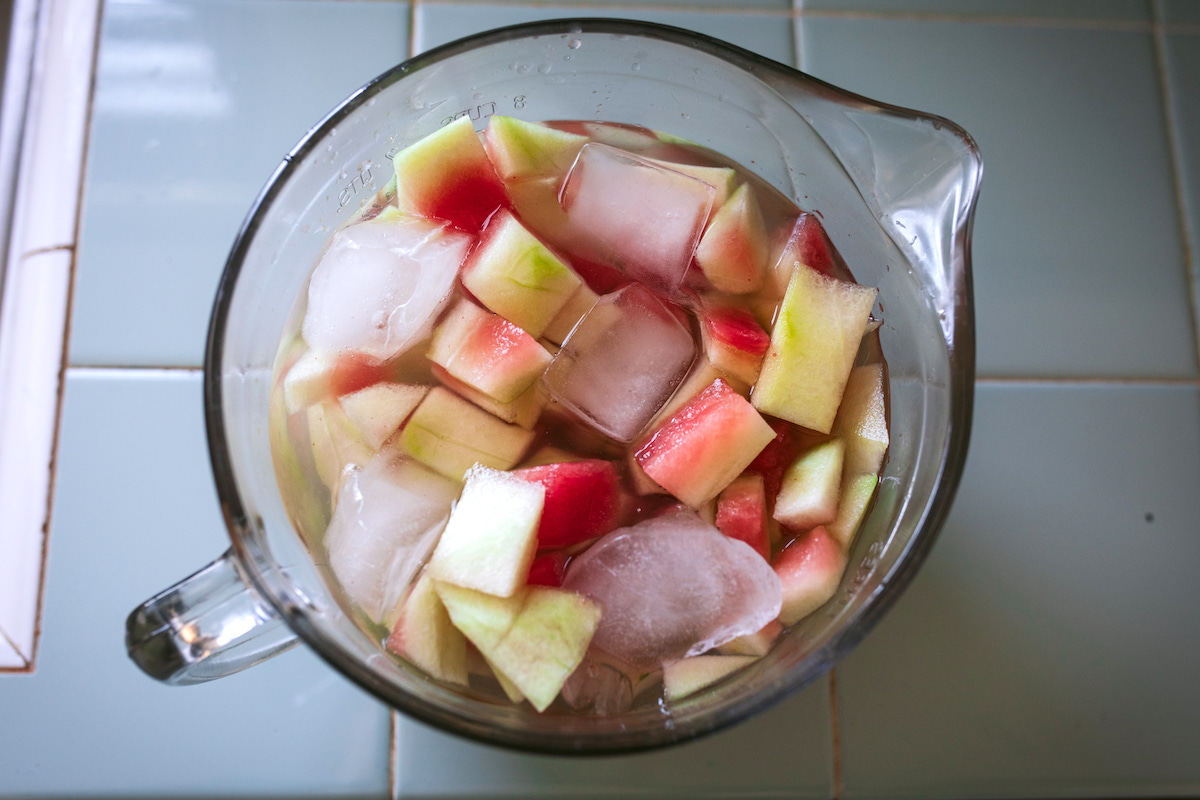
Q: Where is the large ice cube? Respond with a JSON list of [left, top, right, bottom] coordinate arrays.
[[559, 143, 715, 291], [541, 284, 696, 443], [325, 450, 460, 623], [302, 210, 473, 361], [561, 510, 782, 670]]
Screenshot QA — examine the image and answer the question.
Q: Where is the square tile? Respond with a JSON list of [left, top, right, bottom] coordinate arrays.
[[1161, 31, 1200, 361], [1159, 0, 1200, 24], [835, 382, 1200, 797], [0, 370, 392, 797], [798, 0, 1151, 20], [71, 0, 410, 369], [801, 17, 1196, 378], [393, 678, 833, 798], [414, 4, 796, 66]]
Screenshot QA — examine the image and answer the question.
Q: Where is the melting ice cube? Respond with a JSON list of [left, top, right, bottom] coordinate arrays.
[[302, 212, 473, 361], [561, 510, 782, 670], [542, 283, 696, 443], [325, 450, 460, 623], [560, 143, 715, 291]]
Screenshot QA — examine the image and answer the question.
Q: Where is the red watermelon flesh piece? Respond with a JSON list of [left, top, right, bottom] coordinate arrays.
[[772, 526, 847, 625], [635, 379, 776, 509], [513, 459, 622, 549], [784, 212, 844, 279], [392, 116, 509, 233], [526, 550, 571, 588], [715, 473, 770, 561], [748, 419, 802, 505], [428, 299, 551, 404], [700, 304, 771, 386]]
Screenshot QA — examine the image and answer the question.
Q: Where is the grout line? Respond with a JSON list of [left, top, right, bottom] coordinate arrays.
[[65, 364, 204, 376], [407, 0, 418, 58], [976, 375, 1199, 386], [1150, 0, 1200, 374], [791, 0, 803, 71], [829, 668, 842, 800], [388, 711, 398, 799]]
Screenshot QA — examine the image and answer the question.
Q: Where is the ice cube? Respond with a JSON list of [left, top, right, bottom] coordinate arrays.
[[560, 658, 633, 715], [325, 450, 461, 623], [561, 510, 782, 670], [542, 284, 696, 443], [559, 143, 715, 291], [302, 211, 474, 361]]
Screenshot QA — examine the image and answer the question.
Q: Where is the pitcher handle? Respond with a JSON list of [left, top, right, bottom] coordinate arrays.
[[126, 548, 299, 685]]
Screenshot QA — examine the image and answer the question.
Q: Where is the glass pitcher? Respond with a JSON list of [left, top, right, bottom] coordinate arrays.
[[126, 18, 981, 754]]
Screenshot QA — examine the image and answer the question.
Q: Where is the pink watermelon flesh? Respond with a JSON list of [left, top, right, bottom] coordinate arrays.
[[635, 379, 776, 508], [513, 459, 623, 549], [772, 526, 848, 625], [715, 475, 770, 561]]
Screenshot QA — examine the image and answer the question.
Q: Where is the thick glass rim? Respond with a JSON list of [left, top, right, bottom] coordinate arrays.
[[203, 17, 980, 754]]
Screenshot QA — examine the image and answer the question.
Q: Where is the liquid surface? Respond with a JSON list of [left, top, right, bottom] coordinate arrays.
[[269, 118, 888, 716]]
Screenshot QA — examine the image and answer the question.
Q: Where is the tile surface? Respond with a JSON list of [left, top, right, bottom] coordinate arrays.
[[800, 16, 1197, 378], [71, 0, 410, 369], [394, 679, 833, 798], [0, 370, 392, 797], [413, 3, 796, 65], [835, 382, 1200, 798], [798, 0, 1151, 19]]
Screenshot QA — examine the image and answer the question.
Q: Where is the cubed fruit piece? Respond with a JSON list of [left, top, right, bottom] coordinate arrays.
[[392, 116, 507, 232], [700, 304, 771, 386], [752, 263, 878, 434], [302, 210, 473, 361], [715, 473, 770, 561], [483, 116, 589, 182], [436, 582, 602, 712], [543, 283, 696, 443], [428, 298, 551, 404], [504, 175, 571, 251], [526, 550, 571, 588], [386, 572, 468, 686], [834, 363, 889, 478], [780, 212, 843, 278], [462, 210, 584, 339], [512, 459, 622, 549], [644, 358, 727, 435], [339, 382, 428, 450], [542, 284, 599, 346], [663, 655, 758, 701], [828, 473, 878, 549], [748, 419, 802, 503], [560, 143, 716, 291], [307, 400, 373, 492], [283, 348, 388, 413], [428, 465, 545, 598], [646, 158, 738, 217], [395, 387, 536, 481], [773, 439, 846, 530], [717, 620, 783, 657], [324, 452, 460, 623], [694, 183, 768, 294], [430, 363, 546, 430], [635, 379, 776, 509], [773, 526, 848, 626]]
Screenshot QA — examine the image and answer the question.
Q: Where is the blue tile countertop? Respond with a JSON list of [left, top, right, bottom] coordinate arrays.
[[3, 0, 1199, 797]]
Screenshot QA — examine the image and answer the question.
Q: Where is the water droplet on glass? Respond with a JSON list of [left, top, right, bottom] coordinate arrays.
[[568, 38, 581, 49], [681, 113, 690, 120], [631, 62, 641, 71], [538, 63, 552, 74]]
